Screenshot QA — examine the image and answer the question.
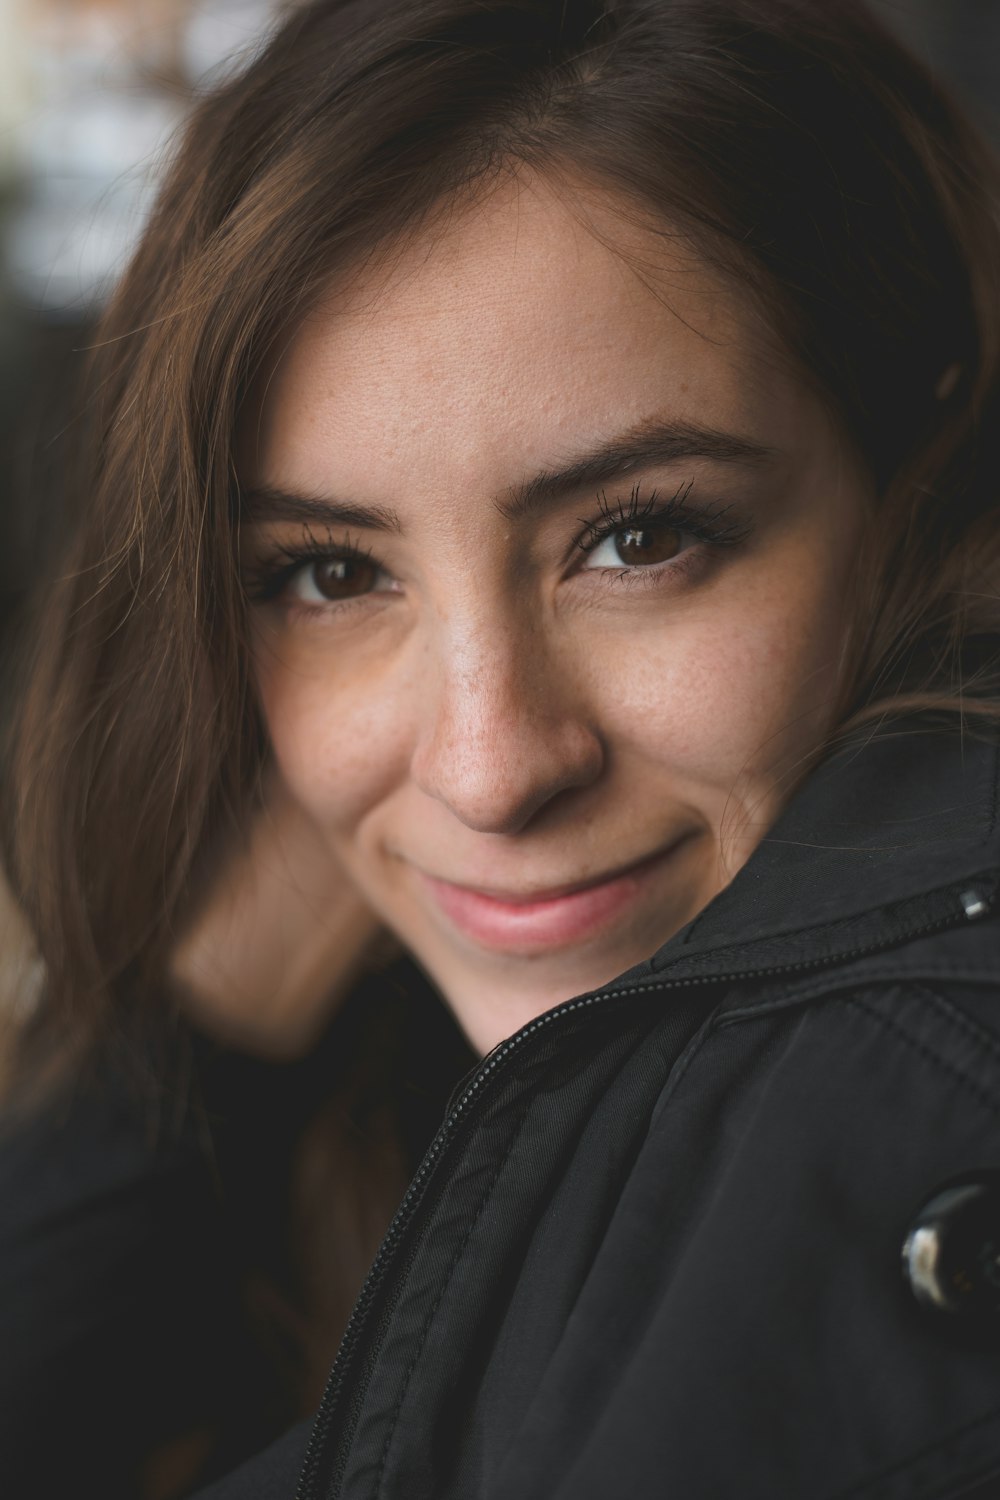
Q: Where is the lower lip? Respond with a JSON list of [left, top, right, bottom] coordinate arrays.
[[415, 849, 679, 954]]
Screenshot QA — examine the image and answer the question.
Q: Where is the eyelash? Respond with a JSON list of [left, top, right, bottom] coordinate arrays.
[[243, 481, 754, 608], [575, 480, 753, 560], [243, 531, 379, 604]]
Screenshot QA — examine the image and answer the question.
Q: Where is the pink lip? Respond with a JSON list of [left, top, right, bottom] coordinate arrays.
[[414, 845, 683, 954]]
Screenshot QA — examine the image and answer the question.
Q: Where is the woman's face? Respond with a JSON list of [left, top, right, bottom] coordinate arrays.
[[241, 173, 872, 1054]]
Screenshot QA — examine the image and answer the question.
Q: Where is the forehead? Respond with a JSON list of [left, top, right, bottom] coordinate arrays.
[[249, 172, 805, 494]]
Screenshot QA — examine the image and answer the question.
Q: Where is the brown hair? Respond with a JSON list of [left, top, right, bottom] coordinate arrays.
[[4, 0, 1000, 1437]]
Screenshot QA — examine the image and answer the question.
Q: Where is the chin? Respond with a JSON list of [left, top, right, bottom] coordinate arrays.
[[433, 951, 642, 1057]]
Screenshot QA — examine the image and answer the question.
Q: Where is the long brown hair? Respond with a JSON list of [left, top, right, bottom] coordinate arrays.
[[4, 0, 1000, 1422]]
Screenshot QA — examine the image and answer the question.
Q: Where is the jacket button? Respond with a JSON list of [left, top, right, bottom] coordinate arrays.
[[902, 1173, 1000, 1334]]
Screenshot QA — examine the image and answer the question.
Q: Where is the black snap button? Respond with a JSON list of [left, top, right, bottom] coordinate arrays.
[[902, 1172, 1000, 1340]]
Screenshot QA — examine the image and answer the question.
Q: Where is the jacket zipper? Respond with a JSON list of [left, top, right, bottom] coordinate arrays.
[[295, 879, 994, 1500]]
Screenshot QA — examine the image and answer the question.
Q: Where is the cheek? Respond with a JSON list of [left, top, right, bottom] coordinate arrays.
[[251, 627, 413, 830], [593, 555, 851, 790]]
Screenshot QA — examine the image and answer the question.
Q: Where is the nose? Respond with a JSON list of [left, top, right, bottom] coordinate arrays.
[[410, 622, 605, 835]]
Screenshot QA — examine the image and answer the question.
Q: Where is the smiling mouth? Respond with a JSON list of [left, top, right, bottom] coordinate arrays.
[[413, 842, 688, 954]]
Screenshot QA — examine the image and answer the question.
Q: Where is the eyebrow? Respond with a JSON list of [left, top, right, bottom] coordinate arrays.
[[238, 487, 403, 532], [238, 417, 775, 531], [496, 418, 775, 520]]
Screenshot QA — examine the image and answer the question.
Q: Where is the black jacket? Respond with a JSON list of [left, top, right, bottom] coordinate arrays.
[[195, 720, 1000, 1500], [4, 719, 1000, 1499]]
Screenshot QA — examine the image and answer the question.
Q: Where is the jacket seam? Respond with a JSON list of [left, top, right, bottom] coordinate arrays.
[[373, 1089, 537, 1500], [827, 1399, 1000, 1498], [717, 967, 1000, 1028], [659, 874, 999, 974], [906, 981, 1000, 1069], [813, 959, 1000, 989], [843, 992, 1000, 1116], [676, 901, 891, 962], [807, 954, 999, 984], [647, 1005, 726, 1132]]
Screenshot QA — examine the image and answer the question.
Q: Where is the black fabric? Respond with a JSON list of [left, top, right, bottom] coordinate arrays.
[[194, 1421, 314, 1500], [4, 718, 1000, 1499], [0, 1062, 265, 1498], [0, 961, 472, 1499]]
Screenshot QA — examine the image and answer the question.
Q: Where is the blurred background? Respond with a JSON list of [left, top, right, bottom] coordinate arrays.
[[0, 0, 995, 637], [0, 0, 286, 640]]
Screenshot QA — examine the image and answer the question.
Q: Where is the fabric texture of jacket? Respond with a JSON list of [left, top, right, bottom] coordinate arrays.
[[194, 718, 1000, 1500]]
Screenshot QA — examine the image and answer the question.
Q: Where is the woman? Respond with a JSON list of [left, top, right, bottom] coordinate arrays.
[[3, 0, 1000, 1495]]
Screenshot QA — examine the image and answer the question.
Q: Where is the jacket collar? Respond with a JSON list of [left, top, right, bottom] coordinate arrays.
[[635, 719, 1000, 986]]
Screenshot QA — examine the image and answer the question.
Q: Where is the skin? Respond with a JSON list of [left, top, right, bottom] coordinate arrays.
[[170, 774, 383, 1058], [239, 171, 873, 1057]]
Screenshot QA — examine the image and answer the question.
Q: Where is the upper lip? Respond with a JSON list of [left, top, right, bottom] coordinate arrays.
[[415, 842, 684, 906]]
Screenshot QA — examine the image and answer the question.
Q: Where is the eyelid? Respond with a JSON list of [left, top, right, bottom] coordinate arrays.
[[574, 480, 754, 558], [242, 527, 386, 604]]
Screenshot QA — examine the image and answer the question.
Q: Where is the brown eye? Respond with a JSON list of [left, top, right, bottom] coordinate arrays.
[[612, 525, 683, 566], [295, 555, 379, 602]]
